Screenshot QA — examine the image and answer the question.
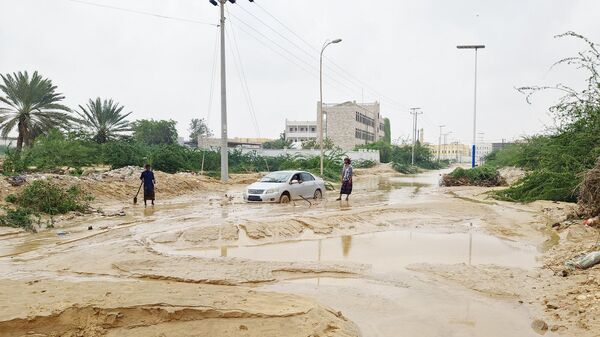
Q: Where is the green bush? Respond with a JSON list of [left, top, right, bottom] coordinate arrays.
[[392, 162, 420, 174], [5, 194, 17, 203], [0, 207, 36, 230], [26, 130, 99, 170], [2, 146, 29, 174], [150, 145, 191, 173], [443, 166, 505, 187], [353, 159, 376, 168], [14, 180, 93, 215], [103, 141, 148, 169], [492, 170, 578, 202]]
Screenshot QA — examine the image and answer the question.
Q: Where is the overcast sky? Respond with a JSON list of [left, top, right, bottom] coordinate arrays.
[[1, 0, 599, 144]]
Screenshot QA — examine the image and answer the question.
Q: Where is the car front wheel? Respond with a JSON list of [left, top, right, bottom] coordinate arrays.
[[314, 189, 322, 199], [279, 193, 290, 204]]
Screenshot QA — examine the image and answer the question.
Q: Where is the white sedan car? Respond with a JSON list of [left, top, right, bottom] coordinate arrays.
[[243, 170, 326, 203]]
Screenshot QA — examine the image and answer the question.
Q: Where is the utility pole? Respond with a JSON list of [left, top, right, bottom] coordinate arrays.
[[410, 107, 422, 165], [457, 44, 485, 168], [210, 0, 254, 182], [437, 125, 445, 162]]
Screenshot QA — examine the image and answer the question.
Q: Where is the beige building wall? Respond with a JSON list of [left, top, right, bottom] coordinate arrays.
[[318, 101, 385, 150], [427, 143, 471, 162]]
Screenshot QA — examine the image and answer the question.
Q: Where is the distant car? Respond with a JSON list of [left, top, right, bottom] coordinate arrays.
[[243, 170, 326, 203]]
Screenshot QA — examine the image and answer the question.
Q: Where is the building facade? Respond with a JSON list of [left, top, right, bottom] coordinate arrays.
[[284, 120, 317, 143], [428, 143, 471, 162], [319, 101, 385, 150]]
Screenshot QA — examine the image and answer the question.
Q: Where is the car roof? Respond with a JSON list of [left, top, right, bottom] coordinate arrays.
[[267, 170, 309, 174]]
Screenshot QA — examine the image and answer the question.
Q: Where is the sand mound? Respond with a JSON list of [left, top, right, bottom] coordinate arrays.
[[0, 279, 360, 337]]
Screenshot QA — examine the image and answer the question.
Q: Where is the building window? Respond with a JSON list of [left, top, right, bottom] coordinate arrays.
[[355, 128, 375, 141], [356, 112, 375, 127], [310, 127, 316, 132], [289, 127, 294, 132]]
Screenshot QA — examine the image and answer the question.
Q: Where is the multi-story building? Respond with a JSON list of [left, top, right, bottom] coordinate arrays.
[[320, 101, 385, 150], [428, 143, 471, 162], [284, 120, 317, 143], [283, 101, 386, 150]]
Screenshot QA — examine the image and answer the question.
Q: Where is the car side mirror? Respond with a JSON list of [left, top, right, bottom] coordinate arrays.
[[290, 179, 299, 184]]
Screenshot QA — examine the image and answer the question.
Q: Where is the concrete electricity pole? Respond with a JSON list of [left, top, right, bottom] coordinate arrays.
[[437, 125, 445, 161], [443, 131, 453, 157], [457, 44, 485, 168], [319, 38, 342, 176], [410, 107, 422, 165], [210, 0, 254, 182]]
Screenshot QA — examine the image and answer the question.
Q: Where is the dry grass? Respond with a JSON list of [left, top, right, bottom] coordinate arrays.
[[578, 157, 600, 217]]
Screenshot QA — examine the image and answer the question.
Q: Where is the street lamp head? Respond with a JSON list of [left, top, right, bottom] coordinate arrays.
[[457, 45, 485, 49], [332, 38, 342, 44], [209, 0, 218, 6]]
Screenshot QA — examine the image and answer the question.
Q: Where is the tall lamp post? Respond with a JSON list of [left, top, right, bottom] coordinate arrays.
[[437, 125, 445, 161], [319, 38, 342, 176], [457, 44, 485, 168], [209, 0, 255, 182]]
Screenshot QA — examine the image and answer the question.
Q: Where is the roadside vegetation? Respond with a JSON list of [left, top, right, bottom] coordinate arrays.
[[446, 32, 600, 208], [356, 140, 448, 173], [1, 181, 92, 231], [442, 166, 505, 187]]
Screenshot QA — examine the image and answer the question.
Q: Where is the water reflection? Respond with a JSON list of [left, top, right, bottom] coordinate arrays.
[[341, 235, 352, 257], [176, 230, 537, 271], [143, 206, 155, 217]]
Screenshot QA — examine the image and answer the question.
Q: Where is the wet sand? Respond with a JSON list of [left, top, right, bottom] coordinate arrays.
[[0, 165, 596, 336]]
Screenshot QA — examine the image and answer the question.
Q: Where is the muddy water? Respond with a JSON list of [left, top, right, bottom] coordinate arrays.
[[175, 230, 537, 270], [0, 169, 554, 337]]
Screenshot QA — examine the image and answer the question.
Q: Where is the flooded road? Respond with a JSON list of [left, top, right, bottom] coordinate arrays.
[[0, 167, 559, 337]]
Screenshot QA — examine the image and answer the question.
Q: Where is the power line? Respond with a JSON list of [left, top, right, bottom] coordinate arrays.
[[66, 0, 217, 26], [226, 13, 368, 99], [226, 14, 261, 138], [245, 1, 409, 111]]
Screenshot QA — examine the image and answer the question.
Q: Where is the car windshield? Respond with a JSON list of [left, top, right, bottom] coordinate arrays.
[[259, 172, 292, 183]]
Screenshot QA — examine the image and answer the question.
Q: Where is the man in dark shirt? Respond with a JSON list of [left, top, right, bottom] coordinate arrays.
[[140, 164, 156, 206]]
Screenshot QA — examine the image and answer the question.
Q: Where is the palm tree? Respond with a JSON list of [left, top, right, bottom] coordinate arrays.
[[0, 71, 71, 150], [75, 98, 132, 143]]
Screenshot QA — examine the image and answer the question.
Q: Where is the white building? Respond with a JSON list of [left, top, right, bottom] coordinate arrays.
[[284, 120, 317, 143]]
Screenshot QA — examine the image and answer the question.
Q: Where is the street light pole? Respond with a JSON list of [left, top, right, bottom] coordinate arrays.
[[410, 107, 422, 165], [457, 44, 485, 168], [319, 38, 342, 176], [437, 125, 445, 162], [210, 0, 255, 182]]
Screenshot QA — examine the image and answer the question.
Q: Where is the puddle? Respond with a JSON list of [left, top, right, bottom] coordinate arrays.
[[166, 229, 538, 270], [262, 277, 555, 337]]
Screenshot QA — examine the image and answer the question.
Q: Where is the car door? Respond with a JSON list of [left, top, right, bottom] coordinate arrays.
[[300, 172, 316, 198], [288, 173, 304, 199]]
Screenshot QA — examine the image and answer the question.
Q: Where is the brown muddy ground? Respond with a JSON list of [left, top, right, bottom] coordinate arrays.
[[0, 165, 598, 337]]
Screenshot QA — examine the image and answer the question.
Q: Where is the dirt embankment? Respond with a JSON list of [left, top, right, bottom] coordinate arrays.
[[0, 167, 264, 206], [0, 279, 359, 337]]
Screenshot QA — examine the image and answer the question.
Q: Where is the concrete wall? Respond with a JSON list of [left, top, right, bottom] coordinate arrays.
[[237, 148, 381, 163]]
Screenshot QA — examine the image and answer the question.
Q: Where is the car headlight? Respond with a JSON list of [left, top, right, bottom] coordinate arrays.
[[264, 188, 278, 194]]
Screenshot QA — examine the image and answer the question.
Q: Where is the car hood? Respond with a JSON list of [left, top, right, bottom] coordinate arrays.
[[246, 181, 285, 190]]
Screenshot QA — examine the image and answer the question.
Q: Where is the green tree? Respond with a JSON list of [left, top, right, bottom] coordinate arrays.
[[262, 132, 292, 149], [75, 97, 132, 143], [189, 118, 212, 141], [0, 71, 71, 150], [301, 137, 334, 150], [132, 119, 178, 145], [383, 118, 391, 144]]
